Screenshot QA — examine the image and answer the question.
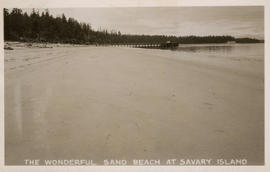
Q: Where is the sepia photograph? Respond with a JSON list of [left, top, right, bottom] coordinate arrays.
[[1, 1, 268, 169]]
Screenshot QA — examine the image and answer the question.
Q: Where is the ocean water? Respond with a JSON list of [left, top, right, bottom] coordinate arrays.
[[175, 43, 264, 59]]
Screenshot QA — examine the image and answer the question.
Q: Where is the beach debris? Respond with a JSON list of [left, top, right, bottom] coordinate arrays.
[[38, 44, 53, 48], [26, 43, 32, 47], [4, 45, 13, 50]]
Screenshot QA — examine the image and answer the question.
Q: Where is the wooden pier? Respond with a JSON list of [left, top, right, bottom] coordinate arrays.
[[110, 41, 179, 50]]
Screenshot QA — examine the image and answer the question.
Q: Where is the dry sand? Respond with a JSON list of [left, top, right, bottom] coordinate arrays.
[[4, 43, 264, 165]]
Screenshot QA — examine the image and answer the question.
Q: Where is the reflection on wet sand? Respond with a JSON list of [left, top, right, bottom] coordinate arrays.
[[177, 45, 234, 53], [14, 79, 23, 138]]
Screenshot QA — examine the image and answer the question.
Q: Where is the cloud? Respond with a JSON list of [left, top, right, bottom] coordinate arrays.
[[21, 6, 264, 39]]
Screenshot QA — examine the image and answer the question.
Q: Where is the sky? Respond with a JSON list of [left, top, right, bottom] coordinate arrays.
[[22, 6, 264, 39]]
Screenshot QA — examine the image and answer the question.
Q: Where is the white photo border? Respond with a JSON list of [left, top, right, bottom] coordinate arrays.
[[0, 0, 269, 172]]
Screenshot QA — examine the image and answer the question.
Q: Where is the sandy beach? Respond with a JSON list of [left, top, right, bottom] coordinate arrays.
[[4, 43, 264, 165]]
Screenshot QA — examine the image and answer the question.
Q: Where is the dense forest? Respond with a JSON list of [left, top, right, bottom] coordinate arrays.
[[4, 8, 263, 45]]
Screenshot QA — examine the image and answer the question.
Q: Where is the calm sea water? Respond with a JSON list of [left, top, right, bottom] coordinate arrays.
[[175, 43, 264, 59]]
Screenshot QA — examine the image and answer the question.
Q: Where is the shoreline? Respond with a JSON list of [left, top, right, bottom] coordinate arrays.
[[4, 41, 264, 50]]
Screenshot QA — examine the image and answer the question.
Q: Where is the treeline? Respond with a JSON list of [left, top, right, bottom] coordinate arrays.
[[4, 8, 263, 44], [4, 8, 94, 43]]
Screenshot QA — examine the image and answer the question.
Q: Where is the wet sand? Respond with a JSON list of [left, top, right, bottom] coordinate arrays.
[[4, 44, 264, 165]]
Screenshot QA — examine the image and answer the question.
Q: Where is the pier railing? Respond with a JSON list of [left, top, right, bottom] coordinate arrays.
[[99, 42, 179, 49]]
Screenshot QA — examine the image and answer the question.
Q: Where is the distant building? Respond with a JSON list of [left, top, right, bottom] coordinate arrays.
[[160, 41, 179, 49]]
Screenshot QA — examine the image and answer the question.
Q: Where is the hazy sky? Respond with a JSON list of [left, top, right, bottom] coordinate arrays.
[[23, 6, 264, 39]]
